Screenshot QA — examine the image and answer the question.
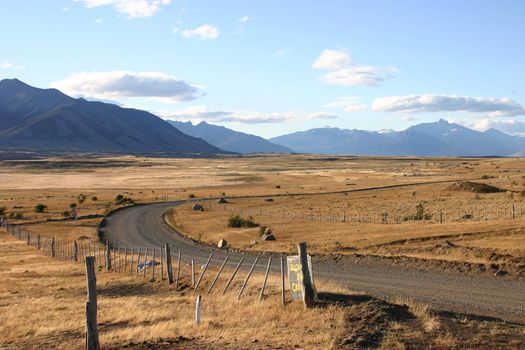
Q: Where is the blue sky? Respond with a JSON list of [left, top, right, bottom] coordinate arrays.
[[1, 0, 524, 138]]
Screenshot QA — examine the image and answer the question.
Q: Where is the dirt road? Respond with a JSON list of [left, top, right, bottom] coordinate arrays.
[[101, 198, 525, 324]]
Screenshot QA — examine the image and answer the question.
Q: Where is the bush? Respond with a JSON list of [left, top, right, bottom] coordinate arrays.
[[78, 194, 86, 204], [70, 203, 77, 210], [115, 194, 134, 205], [63, 210, 70, 217], [188, 193, 196, 198], [34, 204, 47, 213], [0, 206, 6, 217], [227, 215, 259, 228], [91, 196, 98, 201]]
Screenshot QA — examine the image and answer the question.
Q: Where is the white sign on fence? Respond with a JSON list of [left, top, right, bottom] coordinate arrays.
[[286, 254, 316, 301]]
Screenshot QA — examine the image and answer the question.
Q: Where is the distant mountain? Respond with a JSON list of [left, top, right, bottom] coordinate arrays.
[[270, 119, 525, 156], [0, 79, 225, 154], [168, 120, 292, 154]]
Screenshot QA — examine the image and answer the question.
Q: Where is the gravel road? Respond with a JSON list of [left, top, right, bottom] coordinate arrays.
[[101, 200, 525, 324]]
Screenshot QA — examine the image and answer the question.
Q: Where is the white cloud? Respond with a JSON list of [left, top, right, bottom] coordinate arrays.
[[161, 106, 337, 124], [324, 96, 367, 112], [312, 49, 351, 70], [239, 16, 251, 23], [171, 26, 179, 34], [94, 18, 103, 23], [1, 61, 22, 70], [372, 94, 525, 117], [51, 71, 202, 103], [459, 118, 525, 136], [274, 48, 293, 57], [182, 24, 219, 40], [61, 6, 70, 12], [74, 0, 171, 19], [312, 49, 396, 87]]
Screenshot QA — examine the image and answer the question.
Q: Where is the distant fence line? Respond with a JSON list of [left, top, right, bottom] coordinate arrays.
[[0, 218, 286, 304], [204, 201, 525, 225]]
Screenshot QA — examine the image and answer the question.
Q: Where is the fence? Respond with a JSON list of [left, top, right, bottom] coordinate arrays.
[[0, 217, 287, 302], [204, 200, 525, 225]]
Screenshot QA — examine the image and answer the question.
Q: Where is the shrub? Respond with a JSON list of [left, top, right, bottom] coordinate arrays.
[[115, 194, 134, 205], [91, 196, 98, 201], [34, 204, 47, 213], [63, 210, 70, 217], [275, 185, 281, 189], [0, 206, 6, 217], [188, 193, 196, 198], [227, 214, 259, 228], [78, 194, 86, 204], [70, 203, 77, 210]]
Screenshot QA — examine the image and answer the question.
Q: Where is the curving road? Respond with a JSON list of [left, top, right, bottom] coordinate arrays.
[[101, 200, 525, 324]]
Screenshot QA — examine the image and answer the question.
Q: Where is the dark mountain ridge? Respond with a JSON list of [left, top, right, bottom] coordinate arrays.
[[0, 79, 225, 154], [168, 120, 292, 154]]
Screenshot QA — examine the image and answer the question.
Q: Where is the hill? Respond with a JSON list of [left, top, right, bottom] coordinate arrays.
[[0, 79, 225, 154], [168, 120, 292, 154]]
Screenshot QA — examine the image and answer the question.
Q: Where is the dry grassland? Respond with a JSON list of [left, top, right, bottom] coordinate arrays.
[[1, 230, 523, 349], [2, 155, 525, 275]]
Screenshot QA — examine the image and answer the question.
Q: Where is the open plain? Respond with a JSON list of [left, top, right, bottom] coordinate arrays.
[[1, 154, 525, 349]]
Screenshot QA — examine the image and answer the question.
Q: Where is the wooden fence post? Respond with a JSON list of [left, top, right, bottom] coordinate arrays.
[[136, 246, 142, 275], [37, 234, 41, 250], [237, 257, 259, 300], [259, 257, 272, 301], [222, 257, 243, 295], [206, 255, 229, 295], [143, 247, 148, 280], [105, 242, 111, 271], [165, 243, 173, 285], [85, 256, 100, 350], [194, 252, 214, 291], [74, 241, 79, 262], [191, 258, 195, 287], [280, 257, 285, 305], [27, 233, 30, 245], [298, 242, 315, 308], [51, 238, 56, 258], [175, 249, 181, 290]]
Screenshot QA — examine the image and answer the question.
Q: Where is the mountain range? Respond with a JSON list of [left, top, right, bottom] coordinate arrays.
[[168, 120, 292, 154], [0, 79, 223, 154], [2, 78, 525, 157], [270, 120, 525, 156]]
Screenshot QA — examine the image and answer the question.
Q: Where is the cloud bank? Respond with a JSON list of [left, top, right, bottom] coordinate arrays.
[[161, 106, 337, 124], [372, 94, 525, 117], [51, 71, 202, 103], [313, 49, 396, 87]]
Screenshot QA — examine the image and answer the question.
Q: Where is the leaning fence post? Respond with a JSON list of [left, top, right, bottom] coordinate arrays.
[[298, 242, 315, 308], [194, 252, 214, 291], [207, 255, 229, 295], [259, 257, 272, 301], [37, 234, 41, 250], [237, 257, 259, 300], [165, 243, 173, 284], [222, 257, 244, 295], [85, 256, 100, 350], [27, 233, 30, 245]]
